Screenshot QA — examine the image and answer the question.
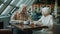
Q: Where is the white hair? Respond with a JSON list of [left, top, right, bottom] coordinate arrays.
[[18, 4, 26, 13], [41, 7, 50, 14], [20, 4, 26, 8]]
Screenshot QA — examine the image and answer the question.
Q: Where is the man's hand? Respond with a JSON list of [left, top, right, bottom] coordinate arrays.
[[10, 20, 20, 24]]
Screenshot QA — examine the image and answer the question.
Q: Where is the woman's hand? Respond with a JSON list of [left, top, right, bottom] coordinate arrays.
[[36, 21, 42, 26]]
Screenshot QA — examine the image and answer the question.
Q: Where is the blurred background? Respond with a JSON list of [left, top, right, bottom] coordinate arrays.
[[0, 0, 60, 34]]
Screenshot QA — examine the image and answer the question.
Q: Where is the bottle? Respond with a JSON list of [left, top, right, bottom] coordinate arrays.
[[30, 20, 34, 28]]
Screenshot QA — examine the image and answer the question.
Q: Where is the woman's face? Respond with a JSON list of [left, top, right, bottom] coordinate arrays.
[[42, 10, 49, 16], [41, 7, 50, 16]]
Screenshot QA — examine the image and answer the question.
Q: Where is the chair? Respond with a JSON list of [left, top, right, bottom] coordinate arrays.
[[32, 25, 54, 34], [0, 29, 13, 34]]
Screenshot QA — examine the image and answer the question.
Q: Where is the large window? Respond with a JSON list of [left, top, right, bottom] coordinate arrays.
[[0, 0, 12, 15]]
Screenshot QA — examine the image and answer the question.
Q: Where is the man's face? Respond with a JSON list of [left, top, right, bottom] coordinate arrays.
[[22, 7, 26, 12]]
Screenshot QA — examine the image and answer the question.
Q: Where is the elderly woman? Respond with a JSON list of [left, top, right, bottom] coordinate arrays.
[[33, 7, 54, 34]]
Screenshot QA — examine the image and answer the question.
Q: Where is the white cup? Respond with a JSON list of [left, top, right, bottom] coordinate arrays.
[[24, 21, 28, 24]]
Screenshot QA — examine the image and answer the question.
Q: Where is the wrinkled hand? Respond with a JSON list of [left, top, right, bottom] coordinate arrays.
[[36, 21, 42, 26]]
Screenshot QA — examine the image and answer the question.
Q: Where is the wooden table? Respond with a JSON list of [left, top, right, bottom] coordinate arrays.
[[12, 24, 48, 30], [11, 24, 48, 34]]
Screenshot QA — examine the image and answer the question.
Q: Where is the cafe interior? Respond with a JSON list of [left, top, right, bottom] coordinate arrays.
[[0, 0, 60, 34]]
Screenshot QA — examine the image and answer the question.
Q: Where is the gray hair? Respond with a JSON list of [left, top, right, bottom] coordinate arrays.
[[18, 4, 26, 13], [41, 7, 50, 14], [20, 4, 26, 8]]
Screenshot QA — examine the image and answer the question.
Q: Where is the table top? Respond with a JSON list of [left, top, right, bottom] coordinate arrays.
[[12, 24, 48, 30]]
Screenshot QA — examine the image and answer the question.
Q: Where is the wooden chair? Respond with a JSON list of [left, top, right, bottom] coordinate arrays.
[[0, 29, 13, 34]]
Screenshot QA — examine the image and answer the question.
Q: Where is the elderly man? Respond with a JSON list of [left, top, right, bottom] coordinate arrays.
[[33, 7, 54, 34], [10, 4, 30, 24], [10, 4, 29, 24], [10, 4, 32, 34]]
